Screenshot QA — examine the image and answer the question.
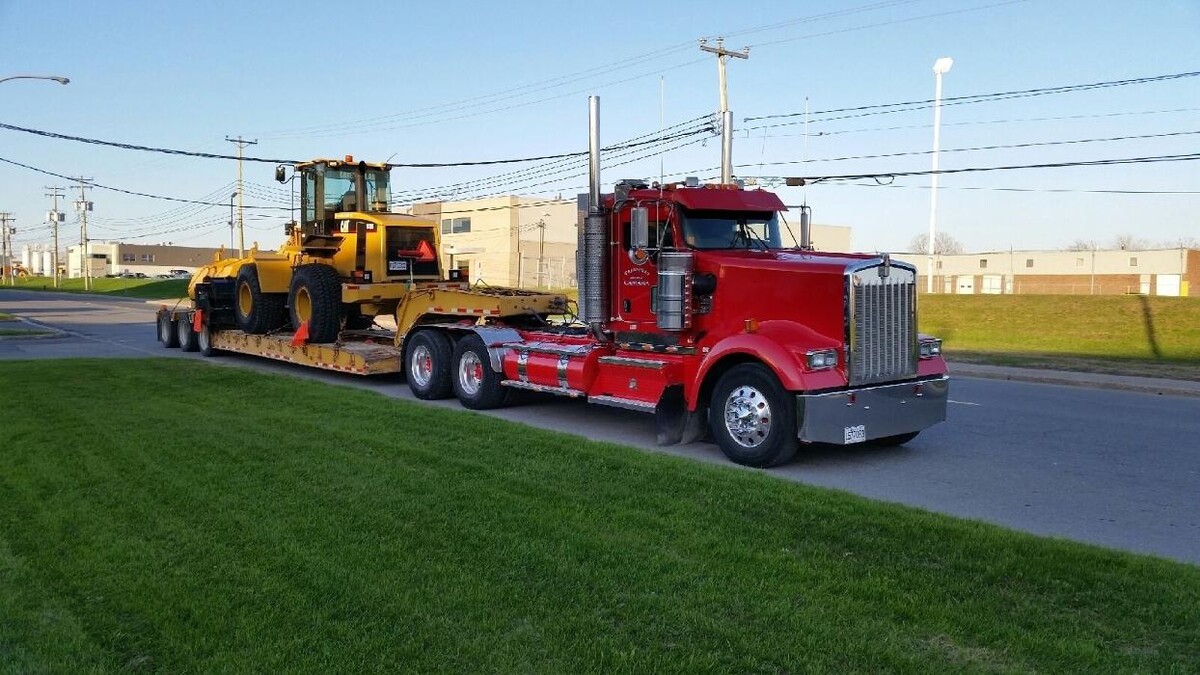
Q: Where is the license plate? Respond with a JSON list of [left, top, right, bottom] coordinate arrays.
[[844, 425, 866, 444]]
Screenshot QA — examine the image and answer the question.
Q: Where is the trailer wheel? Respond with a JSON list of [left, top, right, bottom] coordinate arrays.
[[176, 313, 199, 352], [871, 431, 920, 447], [709, 363, 798, 468], [197, 320, 219, 357], [289, 264, 342, 343], [158, 312, 180, 348], [235, 265, 286, 334], [452, 334, 509, 409], [405, 330, 453, 400]]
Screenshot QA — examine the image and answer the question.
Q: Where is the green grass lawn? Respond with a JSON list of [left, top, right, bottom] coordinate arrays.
[[920, 295, 1200, 378], [4, 276, 188, 300], [1, 359, 1197, 672]]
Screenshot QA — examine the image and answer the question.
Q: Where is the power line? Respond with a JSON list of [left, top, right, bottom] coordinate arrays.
[[0, 155, 292, 210], [743, 70, 1200, 130], [801, 153, 1200, 183]]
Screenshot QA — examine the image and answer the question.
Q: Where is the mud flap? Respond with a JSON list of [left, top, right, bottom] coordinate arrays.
[[654, 386, 707, 445]]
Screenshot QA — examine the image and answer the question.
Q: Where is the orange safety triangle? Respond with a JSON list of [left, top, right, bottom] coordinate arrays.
[[416, 239, 436, 262], [291, 321, 309, 347]]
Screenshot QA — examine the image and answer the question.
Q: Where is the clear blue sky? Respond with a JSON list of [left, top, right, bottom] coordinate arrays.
[[2, 0, 1197, 254]]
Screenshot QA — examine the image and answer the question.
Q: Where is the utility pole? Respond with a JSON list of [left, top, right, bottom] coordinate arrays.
[[73, 178, 94, 291], [0, 212, 14, 286], [226, 136, 258, 256], [45, 186, 65, 288], [537, 215, 548, 288], [700, 38, 748, 184]]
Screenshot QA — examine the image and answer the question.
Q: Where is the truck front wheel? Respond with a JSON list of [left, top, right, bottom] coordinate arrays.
[[405, 330, 453, 400], [709, 363, 798, 468], [452, 334, 509, 410]]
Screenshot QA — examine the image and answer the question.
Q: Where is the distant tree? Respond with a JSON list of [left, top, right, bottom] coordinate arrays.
[[909, 231, 964, 255], [1066, 239, 1097, 251], [1112, 234, 1149, 251]]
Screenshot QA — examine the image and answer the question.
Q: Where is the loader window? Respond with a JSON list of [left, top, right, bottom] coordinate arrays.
[[324, 169, 356, 213], [364, 170, 391, 212]]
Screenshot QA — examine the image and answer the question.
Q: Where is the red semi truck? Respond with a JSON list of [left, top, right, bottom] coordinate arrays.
[[161, 96, 948, 467]]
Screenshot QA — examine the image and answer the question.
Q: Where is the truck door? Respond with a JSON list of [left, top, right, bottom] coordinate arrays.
[[613, 209, 674, 328]]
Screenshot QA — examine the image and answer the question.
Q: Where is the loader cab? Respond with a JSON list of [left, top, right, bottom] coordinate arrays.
[[291, 157, 392, 237]]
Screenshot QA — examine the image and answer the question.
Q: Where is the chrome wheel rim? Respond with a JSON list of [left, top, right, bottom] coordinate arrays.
[[176, 317, 190, 343], [198, 325, 210, 351], [723, 384, 772, 448], [457, 350, 484, 396], [158, 315, 170, 341], [410, 344, 434, 388]]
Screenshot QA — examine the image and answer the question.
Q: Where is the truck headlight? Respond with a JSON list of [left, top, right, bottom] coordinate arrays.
[[806, 349, 839, 370], [919, 339, 942, 359]]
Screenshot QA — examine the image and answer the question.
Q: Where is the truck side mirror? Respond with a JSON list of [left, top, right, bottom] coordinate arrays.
[[275, 165, 287, 183], [631, 207, 650, 249]]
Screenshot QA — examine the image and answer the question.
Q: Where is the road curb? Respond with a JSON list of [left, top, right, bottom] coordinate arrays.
[[949, 363, 1200, 398]]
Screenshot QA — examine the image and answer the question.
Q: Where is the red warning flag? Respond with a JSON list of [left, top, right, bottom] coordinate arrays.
[[291, 321, 309, 346], [416, 239, 435, 262]]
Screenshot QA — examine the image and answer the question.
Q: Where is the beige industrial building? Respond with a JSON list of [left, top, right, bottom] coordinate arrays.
[[895, 248, 1197, 296], [410, 198, 852, 288], [65, 242, 221, 278]]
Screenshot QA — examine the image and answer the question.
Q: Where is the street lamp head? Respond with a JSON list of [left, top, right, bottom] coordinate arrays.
[[0, 74, 71, 85], [933, 57, 954, 75]]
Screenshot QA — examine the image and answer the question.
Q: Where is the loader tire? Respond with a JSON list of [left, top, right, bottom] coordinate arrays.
[[405, 330, 453, 400], [452, 333, 509, 410], [176, 313, 199, 352], [289, 263, 342, 344], [158, 312, 180, 348], [235, 264, 286, 334], [709, 363, 798, 468]]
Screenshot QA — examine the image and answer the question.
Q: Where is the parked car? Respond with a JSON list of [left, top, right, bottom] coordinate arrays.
[[168, 269, 191, 278]]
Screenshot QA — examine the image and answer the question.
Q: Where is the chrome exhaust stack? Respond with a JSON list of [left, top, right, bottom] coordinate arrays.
[[576, 95, 609, 340]]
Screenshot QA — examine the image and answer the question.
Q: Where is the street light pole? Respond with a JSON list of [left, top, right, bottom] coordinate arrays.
[[927, 56, 953, 295]]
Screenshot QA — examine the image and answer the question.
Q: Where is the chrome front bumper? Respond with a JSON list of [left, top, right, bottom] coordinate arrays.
[[796, 376, 949, 444]]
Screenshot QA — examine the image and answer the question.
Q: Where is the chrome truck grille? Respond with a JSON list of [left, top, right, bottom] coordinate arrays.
[[846, 259, 918, 386]]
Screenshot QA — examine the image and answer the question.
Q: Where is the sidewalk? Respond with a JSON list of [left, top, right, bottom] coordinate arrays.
[[949, 361, 1200, 398]]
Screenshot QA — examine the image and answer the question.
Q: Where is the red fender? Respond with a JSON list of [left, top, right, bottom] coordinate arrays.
[[688, 320, 845, 409]]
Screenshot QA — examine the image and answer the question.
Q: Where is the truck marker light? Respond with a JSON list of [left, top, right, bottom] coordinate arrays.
[[744, 318, 758, 333]]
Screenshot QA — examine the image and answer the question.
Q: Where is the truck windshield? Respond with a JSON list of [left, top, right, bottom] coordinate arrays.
[[680, 210, 783, 250]]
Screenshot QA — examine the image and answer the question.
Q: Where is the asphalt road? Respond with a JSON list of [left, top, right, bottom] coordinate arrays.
[[3, 290, 1198, 565]]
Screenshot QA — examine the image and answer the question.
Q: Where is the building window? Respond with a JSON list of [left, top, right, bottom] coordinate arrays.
[[122, 253, 135, 262], [979, 259, 988, 269], [1025, 258, 1034, 268], [140, 254, 155, 263], [1074, 257, 1084, 267], [936, 260, 942, 270], [1130, 256, 1138, 267], [441, 217, 470, 234]]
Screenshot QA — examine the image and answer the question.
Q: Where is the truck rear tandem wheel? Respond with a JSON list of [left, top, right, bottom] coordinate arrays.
[[405, 329, 454, 400], [452, 333, 509, 410]]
